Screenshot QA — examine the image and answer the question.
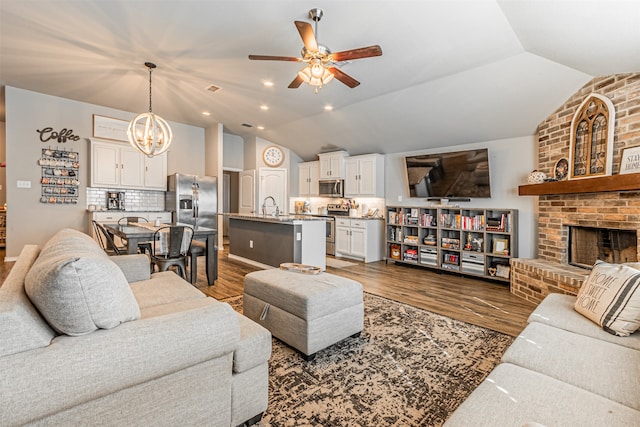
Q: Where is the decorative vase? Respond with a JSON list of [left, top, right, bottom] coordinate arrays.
[[527, 170, 547, 184]]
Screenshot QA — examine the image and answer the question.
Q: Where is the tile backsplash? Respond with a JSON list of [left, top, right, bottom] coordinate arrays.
[[87, 187, 165, 211]]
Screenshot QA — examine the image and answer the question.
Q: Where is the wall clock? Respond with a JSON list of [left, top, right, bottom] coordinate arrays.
[[263, 145, 285, 167]]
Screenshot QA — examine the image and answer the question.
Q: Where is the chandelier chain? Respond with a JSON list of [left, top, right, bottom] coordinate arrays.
[[148, 66, 153, 113]]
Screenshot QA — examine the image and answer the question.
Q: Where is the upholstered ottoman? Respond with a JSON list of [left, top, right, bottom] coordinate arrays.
[[243, 269, 364, 359]]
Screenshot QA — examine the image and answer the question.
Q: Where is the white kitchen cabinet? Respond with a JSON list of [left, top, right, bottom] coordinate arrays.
[[334, 218, 384, 262], [143, 153, 168, 190], [298, 161, 319, 197], [90, 139, 167, 190], [344, 154, 385, 197], [318, 151, 348, 179]]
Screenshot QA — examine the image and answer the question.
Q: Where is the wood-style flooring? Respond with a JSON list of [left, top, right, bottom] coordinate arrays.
[[193, 246, 536, 337], [0, 246, 537, 337]]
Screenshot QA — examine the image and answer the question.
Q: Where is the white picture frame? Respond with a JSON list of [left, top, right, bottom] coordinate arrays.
[[92, 114, 130, 142], [619, 145, 640, 175]]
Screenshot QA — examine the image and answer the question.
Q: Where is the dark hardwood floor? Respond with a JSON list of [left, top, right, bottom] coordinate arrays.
[[1, 245, 536, 337]]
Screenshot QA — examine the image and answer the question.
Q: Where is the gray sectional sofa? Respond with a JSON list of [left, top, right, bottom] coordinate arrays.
[[445, 292, 640, 426], [0, 228, 271, 427]]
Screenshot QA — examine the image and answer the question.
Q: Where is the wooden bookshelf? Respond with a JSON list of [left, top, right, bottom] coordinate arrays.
[[385, 206, 518, 283], [519, 173, 640, 196]]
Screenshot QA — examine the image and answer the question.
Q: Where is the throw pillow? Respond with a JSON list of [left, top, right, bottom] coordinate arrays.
[[25, 228, 140, 336], [574, 260, 640, 337]]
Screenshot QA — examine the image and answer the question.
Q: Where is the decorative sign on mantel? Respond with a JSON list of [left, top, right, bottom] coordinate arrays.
[[620, 145, 640, 175]]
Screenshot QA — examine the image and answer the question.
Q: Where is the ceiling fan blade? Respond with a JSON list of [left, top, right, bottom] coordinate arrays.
[[330, 45, 383, 62], [294, 21, 318, 52], [288, 74, 304, 88], [328, 67, 360, 88], [248, 55, 301, 62]]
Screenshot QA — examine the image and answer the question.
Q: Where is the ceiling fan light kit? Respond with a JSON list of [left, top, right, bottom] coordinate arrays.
[[248, 8, 382, 93], [127, 62, 173, 158]]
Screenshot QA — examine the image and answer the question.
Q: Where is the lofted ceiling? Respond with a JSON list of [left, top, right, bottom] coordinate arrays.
[[1, 1, 639, 161]]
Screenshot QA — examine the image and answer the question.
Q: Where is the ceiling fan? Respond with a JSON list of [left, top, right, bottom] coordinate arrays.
[[248, 8, 382, 92]]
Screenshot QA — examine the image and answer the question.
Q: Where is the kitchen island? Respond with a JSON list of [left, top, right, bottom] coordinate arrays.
[[227, 214, 326, 270]]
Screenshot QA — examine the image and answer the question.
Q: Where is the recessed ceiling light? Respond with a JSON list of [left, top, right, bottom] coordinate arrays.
[[202, 111, 211, 116], [324, 105, 333, 111], [263, 81, 274, 87], [260, 105, 269, 111], [257, 126, 265, 130]]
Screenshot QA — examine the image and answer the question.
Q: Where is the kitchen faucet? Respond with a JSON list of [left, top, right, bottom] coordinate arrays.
[[262, 196, 279, 217]]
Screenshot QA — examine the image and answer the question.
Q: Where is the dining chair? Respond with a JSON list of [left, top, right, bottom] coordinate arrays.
[[150, 225, 194, 279], [117, 216, 149, 225], [117, 216, 152, 254], [92, 220, 125, 255]]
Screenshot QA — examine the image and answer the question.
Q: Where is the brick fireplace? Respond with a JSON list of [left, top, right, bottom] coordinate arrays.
[[511, 73, 640, 305]]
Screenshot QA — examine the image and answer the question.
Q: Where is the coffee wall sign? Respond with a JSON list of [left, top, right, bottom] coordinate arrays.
[[36, 127, 81, 143]]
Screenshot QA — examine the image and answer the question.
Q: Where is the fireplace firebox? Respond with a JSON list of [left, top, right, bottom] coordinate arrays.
[[568, 226, 637, 269]]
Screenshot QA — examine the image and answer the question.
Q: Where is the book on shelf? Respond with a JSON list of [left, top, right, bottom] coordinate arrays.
[[486, 213, 511, 232], [441, 237, 460, 249], [420, 213, 436, 227], [404, 248, 418, 261], [388, 211, 397, 224], [461, 214, 485, 230], [439, 213, 460, 228]]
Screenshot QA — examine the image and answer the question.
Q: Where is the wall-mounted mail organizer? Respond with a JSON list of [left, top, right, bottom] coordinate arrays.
[[39, 148, 79, 204]]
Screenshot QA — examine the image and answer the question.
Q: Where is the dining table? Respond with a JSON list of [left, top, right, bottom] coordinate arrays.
[[103, 222, 218, 286]]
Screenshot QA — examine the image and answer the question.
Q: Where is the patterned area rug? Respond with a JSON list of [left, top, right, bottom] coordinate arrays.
[[224, 293, 513, 426]]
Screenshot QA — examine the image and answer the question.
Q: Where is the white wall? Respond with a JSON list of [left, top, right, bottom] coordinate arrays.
[[384, 136, 537, 258], [223, 132, 245, 171], [4, 86, 205, 257]]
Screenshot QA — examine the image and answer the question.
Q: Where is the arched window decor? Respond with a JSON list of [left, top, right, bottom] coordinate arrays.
[[569, 93, 615, 179]]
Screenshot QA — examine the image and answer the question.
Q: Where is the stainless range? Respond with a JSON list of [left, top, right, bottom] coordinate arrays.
[[325, 204, 350, 255]]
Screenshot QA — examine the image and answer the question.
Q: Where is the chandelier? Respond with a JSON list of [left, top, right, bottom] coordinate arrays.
[[297, 60, 334, 94], [127, 62, 173, 157]]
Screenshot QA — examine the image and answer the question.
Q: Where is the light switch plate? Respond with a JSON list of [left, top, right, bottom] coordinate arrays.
[[17, 180, 31, 189]]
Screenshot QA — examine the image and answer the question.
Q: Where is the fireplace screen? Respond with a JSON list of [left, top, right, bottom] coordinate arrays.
[[569, 226, 637, 268]]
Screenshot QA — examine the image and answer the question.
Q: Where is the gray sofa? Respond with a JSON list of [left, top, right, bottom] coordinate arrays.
[[0, 228, 271, 427], [445, 293, 640, 426]]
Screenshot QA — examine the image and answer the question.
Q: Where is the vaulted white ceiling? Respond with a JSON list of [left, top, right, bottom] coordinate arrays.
[[1, 1, 638, 160]]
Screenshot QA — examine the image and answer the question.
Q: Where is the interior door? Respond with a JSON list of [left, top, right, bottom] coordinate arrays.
[[223, 173, 230, 236], [239, 170, 255, 214], [259, 168, 287, 215]]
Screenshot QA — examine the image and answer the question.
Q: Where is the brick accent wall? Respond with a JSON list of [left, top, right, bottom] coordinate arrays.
[[511, 73, 640, 304]]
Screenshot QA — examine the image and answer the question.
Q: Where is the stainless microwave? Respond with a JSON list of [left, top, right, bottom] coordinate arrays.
[[319, 179, 344, 197]]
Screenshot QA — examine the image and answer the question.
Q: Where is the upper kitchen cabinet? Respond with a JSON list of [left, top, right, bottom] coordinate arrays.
[[344, 154, 385, 197], [318, 151, 348, 179], [298, 161, 319, 197], [143, 153, 168, 190], [90, 140, 167, 190]]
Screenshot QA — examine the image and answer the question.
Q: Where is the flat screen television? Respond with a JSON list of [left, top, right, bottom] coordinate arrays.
[[404, 148, 491, 199]]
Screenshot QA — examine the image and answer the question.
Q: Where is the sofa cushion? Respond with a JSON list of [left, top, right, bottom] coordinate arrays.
[[25, 228, 140, 336], [233, 313, 272, 373], [529, 293, 640, 350], [129, 271, 205, 310], [574, 260, 640, 336], [444, 363, 640, 427], [501, 322, 640, 410], [0, 245, 56, 357]]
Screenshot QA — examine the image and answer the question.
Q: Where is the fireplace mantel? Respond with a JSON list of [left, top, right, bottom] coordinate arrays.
[[518, 173, 640, 196]]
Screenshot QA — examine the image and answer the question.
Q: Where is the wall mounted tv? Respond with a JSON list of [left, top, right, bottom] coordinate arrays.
[[404, 148, 491, 199]]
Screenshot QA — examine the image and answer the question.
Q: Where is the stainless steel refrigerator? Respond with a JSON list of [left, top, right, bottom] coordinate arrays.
[[166, 173, 218, 229]]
